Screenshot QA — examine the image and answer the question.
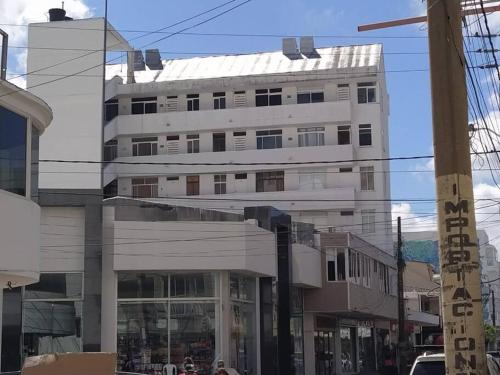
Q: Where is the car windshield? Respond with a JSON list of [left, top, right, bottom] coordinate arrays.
[[413, 361, 445, 375]]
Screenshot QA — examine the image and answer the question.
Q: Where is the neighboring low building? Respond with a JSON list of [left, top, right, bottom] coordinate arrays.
[[403, 261, 441, 349], [0, 79, 52, 371], [403, 230, 500, 327], [304, 232, 398, 375]]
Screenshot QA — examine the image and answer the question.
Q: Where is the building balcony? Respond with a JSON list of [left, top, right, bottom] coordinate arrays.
[[0, 190, 41, 288], [103, 143, 354, 186], [104, 100, 351, 141], [103, 205, 277, 276]]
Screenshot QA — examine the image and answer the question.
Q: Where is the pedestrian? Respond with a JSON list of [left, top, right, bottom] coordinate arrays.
[[215, 360, 229, 375]]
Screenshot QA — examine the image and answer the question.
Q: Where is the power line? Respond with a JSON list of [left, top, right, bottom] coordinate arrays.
[[2, 0, 252, 98], [29, 149, 499, 166]]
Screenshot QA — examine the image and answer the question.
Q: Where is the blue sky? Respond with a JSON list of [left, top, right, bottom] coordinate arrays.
[[3, 0, 500, 244]]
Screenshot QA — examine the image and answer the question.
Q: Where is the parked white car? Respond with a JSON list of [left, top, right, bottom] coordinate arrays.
[[409, 353, 500, 375]]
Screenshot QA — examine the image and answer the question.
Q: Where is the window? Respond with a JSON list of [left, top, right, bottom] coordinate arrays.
[[104, 140, 117, 162], [338, 125, 351, 145], [132, 137, 158, 156], [361, 209, 376, 233], [256, 171, 284, 192], [186, 175, 200, 196], [167, 176, 179, 181], [339, 167, 352, 173], [298, 171, 326, 191], [298, 127, 325, 147], [360, 166, 375, 191], [187, 134, 200, 154], [256, 129, 282, 149], [105, 99, 118, 121], [132, 177, 158, 198], [166, 96, 178, 112], [326, 249, 346, 281], [104, 179, 117, 199], [213, 133, 226, 152], [213, 92, 226, 109], [337, 83, 350, 100], [187, 94, 200, 111], [235, 173, 247, 179], [234, 91, 247, 107], [359, 124, 372, 146], [131, 97, 157, 114], [255, 88, 282, 107], [357, 82, 376, 103], [340, 211, 354, 216], [0, 105, 27, 196], [297, 89, 324, 104], [233, 131, 247, 151], [327, 258, 336, 281], [23, 273, 84, 358], [214, 174, 227, 194], [166, 135, 180, 154]]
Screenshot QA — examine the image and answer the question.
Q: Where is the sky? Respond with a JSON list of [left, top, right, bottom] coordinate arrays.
[[2, 0, 500, 248]]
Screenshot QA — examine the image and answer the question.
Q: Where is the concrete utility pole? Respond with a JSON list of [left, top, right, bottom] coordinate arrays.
[[397, 217, 407, 375], [428, 1, 486, 373], [357, 2, 500, 374]]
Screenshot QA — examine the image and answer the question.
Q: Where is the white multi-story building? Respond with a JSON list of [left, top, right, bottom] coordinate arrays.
[[102, 38, 393, 252], [0, 76, 52, 371]]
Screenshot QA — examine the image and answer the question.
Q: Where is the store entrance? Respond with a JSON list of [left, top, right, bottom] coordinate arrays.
[[314, 331, 335, 375]]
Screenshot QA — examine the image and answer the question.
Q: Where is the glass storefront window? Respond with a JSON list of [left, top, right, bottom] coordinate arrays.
[[23, 301, 82, 357], [118, 273, 168, 299], [314, 331, 335, 375], [340, 327, 356, 373], [170, 303, 216, 375], [0, 105, 27, 196], [230, 274, 255, 301], [117, 302, 169, 373], [170, 273, 216, 298], [25, 273, 83, 300], [118, 272, 216, 299], [117, 272, 219, 375], [22, 273, 84, 360], [358, 327, 375, 371], [230, 274, 256, 375]]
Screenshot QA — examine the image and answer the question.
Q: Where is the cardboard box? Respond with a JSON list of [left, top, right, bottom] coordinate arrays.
[[22, 352, 117, 375]]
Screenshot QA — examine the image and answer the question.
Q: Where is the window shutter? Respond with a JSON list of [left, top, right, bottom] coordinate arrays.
[[166, 96, 178, 112], [337, 85, 350, 101], [234, 135, 247, 151], [166, 139, 180, 154], [234, 92, 247, 107]]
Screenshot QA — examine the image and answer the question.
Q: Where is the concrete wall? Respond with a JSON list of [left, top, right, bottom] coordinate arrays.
[[27, 18, 107, 189], [0, 190, 40, 287], [40, 207, 85, 272], [102, 207, 277, 276], [292, 244, 321, 288]]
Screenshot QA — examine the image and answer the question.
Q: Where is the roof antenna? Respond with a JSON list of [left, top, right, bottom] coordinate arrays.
[[62, 1, 64, 9]]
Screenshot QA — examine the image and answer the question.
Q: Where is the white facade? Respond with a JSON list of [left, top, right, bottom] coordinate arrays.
[[0, 78, 52, 371], [27, 18, 131, 189], [0, 79, 52, 288], [103, 41, 393, 253]]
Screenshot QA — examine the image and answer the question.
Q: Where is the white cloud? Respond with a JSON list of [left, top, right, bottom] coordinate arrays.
[[391, 202, 437, 232], [393, 183, 500, 249], [0, 0, 92, 84]]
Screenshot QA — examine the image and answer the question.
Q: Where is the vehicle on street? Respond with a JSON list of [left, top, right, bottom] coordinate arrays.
[[409, 353, 500, 375]]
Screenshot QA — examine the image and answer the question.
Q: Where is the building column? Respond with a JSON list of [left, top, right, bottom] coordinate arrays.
[[101, 207, 116, 352], [303, 312, 315, 375], [219, 272, 231, 365], [334, 321, 342, 375], [0, 288, 3, 371]]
